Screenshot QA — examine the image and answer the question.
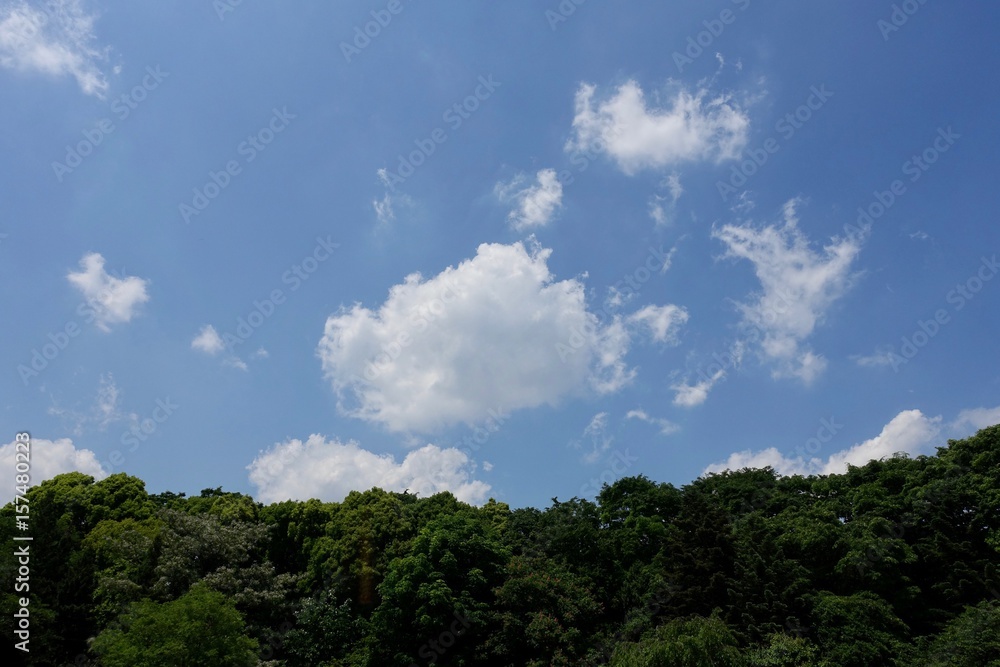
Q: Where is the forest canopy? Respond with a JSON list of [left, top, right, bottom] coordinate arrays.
[[3, 425, 999, 666]]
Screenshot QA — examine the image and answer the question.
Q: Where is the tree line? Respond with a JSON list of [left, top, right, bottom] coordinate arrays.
[[3, 424, 999, 665]]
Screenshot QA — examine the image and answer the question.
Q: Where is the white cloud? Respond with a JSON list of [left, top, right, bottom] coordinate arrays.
[[951, 405, 1000, 434], [704, 409, 941, 477], [374, 168, 414, 227], [705, 446, 814, 477], [580, 411, 613, 463], [821, 410, 940, 474], [628, 303, 688, 345], [223, 357, 248, 371], [713, 200, 861, 383], [192, 325, 253, 370], [0, 0, 109, 97], [47, 373, 136, 435], [191, 325, 225, 355], [67, 253, 149, 332], [0, 437, 106, 505], [626, 408, 680, 436], [247, 434, 491, 505], [317, 240, 634, 432], [373, 192, 395, 225], [495, 169, 563, 230], [672, 369, 725, 408], [92, 373, 131, 429], [649, 173, 683, 227], [566, 80, 750, 175]]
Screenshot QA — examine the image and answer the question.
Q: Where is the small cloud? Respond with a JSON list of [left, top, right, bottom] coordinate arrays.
[[223, 357, 248, 372], [566, 80, 750, 174], [496, 168, 563, 230], [67, 253, 149, 332], [373, 192, 395, 225], [628, 304, 688, 345], [191, 325, 225, 355], [252, 347, 269, 359], [47, 373, 137, 436], [650, 173, 683, 226], [626, 408, 680, 436], [672, 369, 725, 408], [581, 411, 612, 463], [94, 373, 130, 429], [482, 460, 494, 472], [373, 169, 413, 227]]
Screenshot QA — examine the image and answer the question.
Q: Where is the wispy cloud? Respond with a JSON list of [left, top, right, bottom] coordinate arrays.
[[713, 199, 861, 383], [0, 0, 111, 97], [626, 408, 680, 436], [496, 168, 563, 230]]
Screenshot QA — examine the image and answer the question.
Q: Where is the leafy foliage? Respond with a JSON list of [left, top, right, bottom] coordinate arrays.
[[2, 425, 999, 665]]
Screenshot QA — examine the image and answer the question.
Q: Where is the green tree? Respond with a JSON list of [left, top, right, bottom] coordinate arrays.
[[91, 583, 259, 666], [917, 600, 1000, 666], [368, 511, 510, 665], [484, 554, 603, 665], [746, 633, 820, 667], [610, 614, 745, 667], [809, 591, 908, 667]]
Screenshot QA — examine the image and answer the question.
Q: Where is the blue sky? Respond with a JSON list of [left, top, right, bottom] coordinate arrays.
[[2, 0, 999, 509]]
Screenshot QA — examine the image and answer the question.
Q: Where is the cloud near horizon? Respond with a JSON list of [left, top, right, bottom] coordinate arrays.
[[247, 434, 491, 505]]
